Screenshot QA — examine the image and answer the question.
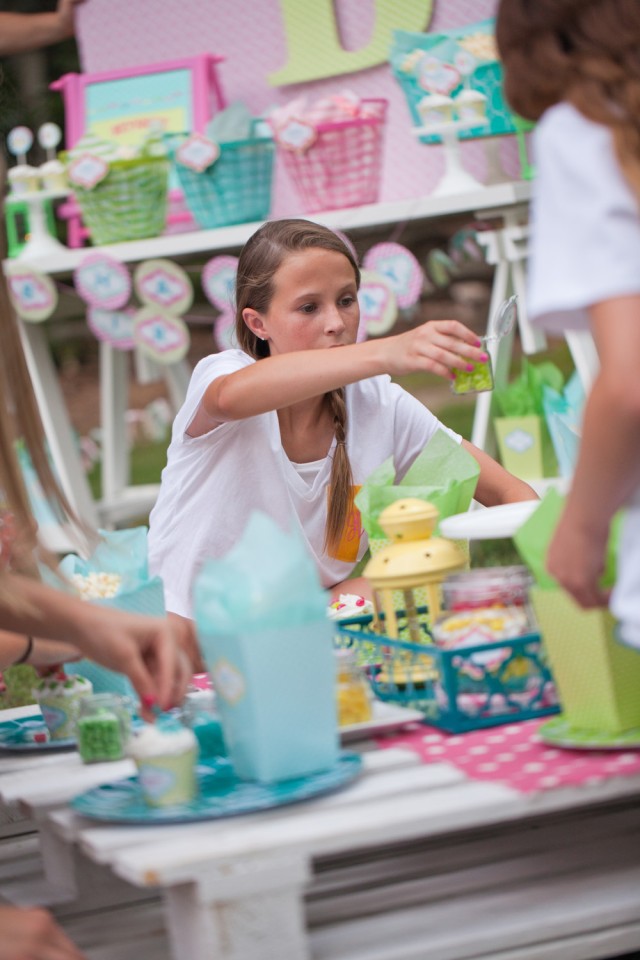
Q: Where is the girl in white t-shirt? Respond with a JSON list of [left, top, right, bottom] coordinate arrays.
[[496, 0, 640, 646], [148, 219, 537, 620]]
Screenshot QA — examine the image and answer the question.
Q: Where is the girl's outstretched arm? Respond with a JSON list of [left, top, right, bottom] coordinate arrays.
[[195, 320, 488, 430]]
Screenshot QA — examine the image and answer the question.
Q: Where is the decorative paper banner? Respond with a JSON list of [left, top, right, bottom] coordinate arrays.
[[362, 242, 423, 309], [202, 255, 239, 311], [74, 254, 131, 310], [274, 119, 317, 153], [214, 309, 239, 351], [87, 306, 135, 350], [5, 266, 57, 322], [134, 259, 193, 314], [68, 154, 110, 189], [133, 306, 190, 364], [426, 248, 456, 288], [176, 134, 220, 172], [357, 269, 397, 338]]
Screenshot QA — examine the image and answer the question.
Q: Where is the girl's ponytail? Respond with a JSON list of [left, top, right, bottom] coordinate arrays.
[[324, 387, 355, 557]]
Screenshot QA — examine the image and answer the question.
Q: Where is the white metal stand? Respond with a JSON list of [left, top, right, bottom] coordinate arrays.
[[413, 118, 487, 198], [5, 189, 70, 262]]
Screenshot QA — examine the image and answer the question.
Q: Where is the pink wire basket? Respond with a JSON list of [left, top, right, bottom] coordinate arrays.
[[274, 98, 388, 213]]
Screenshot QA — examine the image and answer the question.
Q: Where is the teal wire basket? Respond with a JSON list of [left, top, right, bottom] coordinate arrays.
[[334, 612, 559, 734], [172, 128, 275, 229]]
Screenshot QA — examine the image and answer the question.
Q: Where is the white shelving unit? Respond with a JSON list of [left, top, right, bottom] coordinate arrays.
[[7, 178, 595, 536]]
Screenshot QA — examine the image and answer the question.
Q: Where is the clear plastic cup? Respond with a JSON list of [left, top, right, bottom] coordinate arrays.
[[451, 295, 517, 396]]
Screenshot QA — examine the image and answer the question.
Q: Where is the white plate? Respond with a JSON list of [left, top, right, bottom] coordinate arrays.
[[439, 501, 539, 541], [339, 700, 423, 743]]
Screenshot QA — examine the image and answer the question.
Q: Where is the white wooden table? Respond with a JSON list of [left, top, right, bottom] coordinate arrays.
[[2, 701, 640, 960]]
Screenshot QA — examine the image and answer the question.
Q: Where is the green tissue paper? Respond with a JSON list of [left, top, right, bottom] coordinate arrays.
[[355, 430, 480, 540]]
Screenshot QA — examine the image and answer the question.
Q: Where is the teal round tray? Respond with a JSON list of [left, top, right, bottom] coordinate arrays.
[[0, 715, 76, 752], [71, 753, 362, 824], [538, 715, 640, 751]]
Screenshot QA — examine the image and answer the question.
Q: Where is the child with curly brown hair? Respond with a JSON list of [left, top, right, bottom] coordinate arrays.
[[497, 0, 640, 647]]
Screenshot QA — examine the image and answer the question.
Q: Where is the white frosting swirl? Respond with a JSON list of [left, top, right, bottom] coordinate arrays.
[[128, 723, 196, 759]]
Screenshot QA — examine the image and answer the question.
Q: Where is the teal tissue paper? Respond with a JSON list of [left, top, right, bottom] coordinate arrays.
[[58, 528, 165, 700]]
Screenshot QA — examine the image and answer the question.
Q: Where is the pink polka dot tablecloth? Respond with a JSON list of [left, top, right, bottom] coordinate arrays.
[[375, 719, 640, 793]]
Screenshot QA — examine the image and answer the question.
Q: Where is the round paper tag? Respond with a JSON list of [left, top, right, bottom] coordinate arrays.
[[363, 243, 423, 309], [134, 259, 193, 314], [133, 307, 190, 364], [87, 306, 135, 350], [74, 254, 131, 310], [68, 154, 110, 190], [357, 270, 397, 338], [274, 119, 317, 153], [5, 266, 57, 322], [175, 134, 220, 173], [202, 256, 239, 311]]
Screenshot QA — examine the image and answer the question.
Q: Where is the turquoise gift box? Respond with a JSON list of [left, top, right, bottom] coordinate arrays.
[[194, 512, 339, 784]]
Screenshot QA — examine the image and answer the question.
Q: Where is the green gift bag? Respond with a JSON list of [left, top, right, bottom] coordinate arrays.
[[515, 491, 639, 734], [530, 588, 640, 733], [494, 415, 544, 480]]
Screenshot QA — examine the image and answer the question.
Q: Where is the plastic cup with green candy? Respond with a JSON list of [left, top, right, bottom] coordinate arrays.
[[451, 295, 518, 396], [76, 693, 132, 763]]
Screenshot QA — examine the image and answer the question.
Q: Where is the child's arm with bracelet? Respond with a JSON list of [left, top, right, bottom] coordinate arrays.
[[0, 574, 192, 715]]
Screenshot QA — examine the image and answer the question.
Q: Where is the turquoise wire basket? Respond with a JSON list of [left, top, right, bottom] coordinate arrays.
[[171, 127, 275, 229], [334, 611, 559, 734]]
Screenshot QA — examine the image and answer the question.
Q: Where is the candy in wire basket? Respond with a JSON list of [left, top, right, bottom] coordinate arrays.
[[271, 97, 388, 214], [67, 154, 170, 245], [334, 609, 559, 734]]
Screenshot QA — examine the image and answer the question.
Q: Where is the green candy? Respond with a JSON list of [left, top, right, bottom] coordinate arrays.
[[451, 358, 494, 395], [77, 709, 125, 762]]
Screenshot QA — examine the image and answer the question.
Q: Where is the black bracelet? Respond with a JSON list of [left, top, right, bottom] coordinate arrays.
[[13, 635, 34, 665]]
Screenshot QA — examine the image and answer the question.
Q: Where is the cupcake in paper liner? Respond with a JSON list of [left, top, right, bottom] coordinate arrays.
[[33, 670, 93, 741], [8, 165, 40, 195], [39, 159, 67, 192], [128, 718, 198, 807]]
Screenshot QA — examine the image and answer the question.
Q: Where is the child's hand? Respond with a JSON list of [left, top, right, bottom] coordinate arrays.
[[385, 319, 488, 381]]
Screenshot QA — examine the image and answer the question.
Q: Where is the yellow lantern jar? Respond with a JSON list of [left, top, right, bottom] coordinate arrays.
[[364, 498, 467, 643]]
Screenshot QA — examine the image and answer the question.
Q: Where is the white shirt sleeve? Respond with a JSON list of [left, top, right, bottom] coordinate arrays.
[[528, 102, 640, 334]]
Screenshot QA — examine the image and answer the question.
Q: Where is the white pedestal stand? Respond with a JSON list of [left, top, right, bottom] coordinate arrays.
[[414, 118, 488, 197], [5, 189, 70, 262]]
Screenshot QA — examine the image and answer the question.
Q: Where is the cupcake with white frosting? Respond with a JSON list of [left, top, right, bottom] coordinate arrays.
[[39, 159, 67, 192], [128, 718, 198, 807], [33, 669, 93, 741], [7, 165, 40, 195]]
